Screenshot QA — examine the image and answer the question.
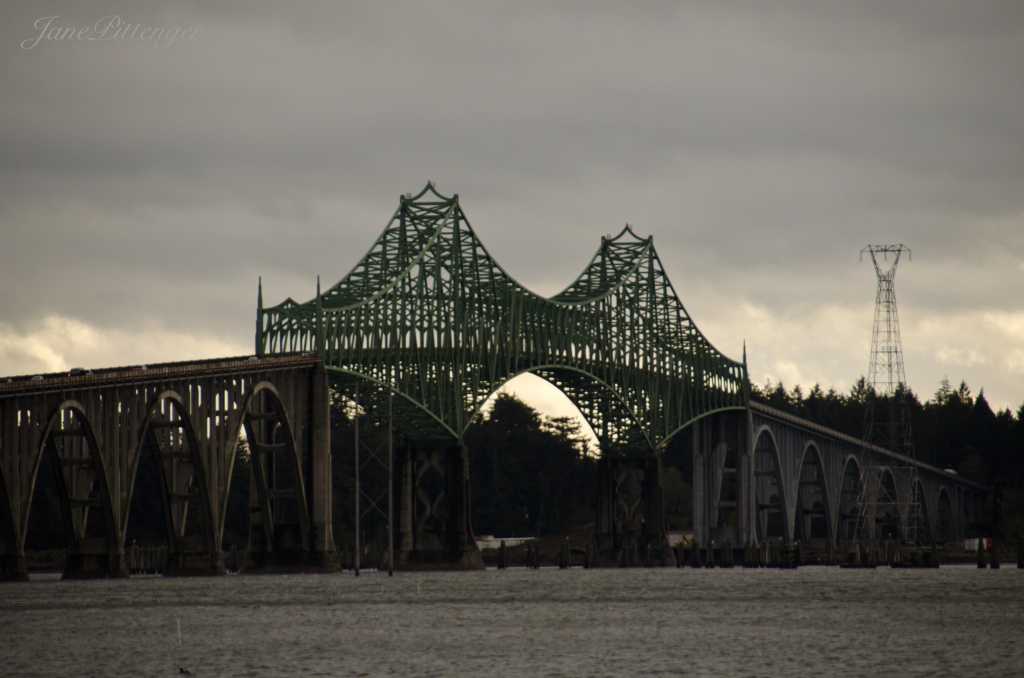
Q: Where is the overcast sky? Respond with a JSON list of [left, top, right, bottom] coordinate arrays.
[[2, 1, 1022, 423]]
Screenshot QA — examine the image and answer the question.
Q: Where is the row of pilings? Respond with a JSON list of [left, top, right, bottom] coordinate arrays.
[[482, 536, 1024, 570], [126, 544, 246, 575], [97, 535, 1024, 576], [675, 540, 799, 569]]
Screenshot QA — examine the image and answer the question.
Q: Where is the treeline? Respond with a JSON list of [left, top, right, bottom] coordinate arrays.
[[328, 392, 601, 547], [464, 393, 597, 536], [752, 377, 1024, 536]]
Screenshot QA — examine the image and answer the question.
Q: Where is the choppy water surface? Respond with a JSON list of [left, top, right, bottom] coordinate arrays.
[[2, 566, 1021, 677]]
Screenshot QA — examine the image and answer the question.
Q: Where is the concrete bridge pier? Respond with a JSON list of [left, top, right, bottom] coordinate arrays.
[[162, 538, 225, 577], [693, 410, 754, 559], [0, 481, 29, 580], [395, 444, 484, 570], [594, 456, 674, 567], [62, 537, 129, 579], [0, 551, 27, 581]]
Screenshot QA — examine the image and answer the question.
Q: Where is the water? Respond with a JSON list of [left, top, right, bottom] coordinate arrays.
[[2, 566, 1021, 677]]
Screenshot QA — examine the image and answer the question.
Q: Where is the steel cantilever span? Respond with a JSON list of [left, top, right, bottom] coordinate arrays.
[[257, 183, 748, 455]]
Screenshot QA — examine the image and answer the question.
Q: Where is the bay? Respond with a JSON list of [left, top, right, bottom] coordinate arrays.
[[2, 566, 1021, 677]]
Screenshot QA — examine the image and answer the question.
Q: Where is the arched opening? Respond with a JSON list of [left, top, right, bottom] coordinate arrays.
[[125, 427, 169, 573], [24, 440, 64, 570], [795, 446, 829, 548], [128, 394, 213, 575], [754, 430, 787, 543], [837, 458, 861, 543], [240, 384, 310, 565], [221, 427, 252, 571], [40, 403, 122, 578], [715, 445, 738, 542], [466, 374, 597, 541]]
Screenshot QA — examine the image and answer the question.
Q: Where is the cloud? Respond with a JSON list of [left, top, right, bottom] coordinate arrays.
[[0, 315, 248, 377], [935, 346, 987, 369], [1, 1, 1021, 419]]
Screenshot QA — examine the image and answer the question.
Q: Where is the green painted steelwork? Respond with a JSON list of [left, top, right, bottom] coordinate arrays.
[[257, 184, 748, 454]]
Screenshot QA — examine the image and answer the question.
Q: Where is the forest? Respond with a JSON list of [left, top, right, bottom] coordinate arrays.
[[749, 377, 1024, 538]]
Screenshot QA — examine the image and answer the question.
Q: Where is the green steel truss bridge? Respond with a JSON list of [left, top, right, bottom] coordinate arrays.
[[258, 183, 749, 454], [0, 185, 988, 579]]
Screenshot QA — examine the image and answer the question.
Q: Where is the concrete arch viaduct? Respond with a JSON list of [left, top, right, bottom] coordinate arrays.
[[0, 185, 987, 578]]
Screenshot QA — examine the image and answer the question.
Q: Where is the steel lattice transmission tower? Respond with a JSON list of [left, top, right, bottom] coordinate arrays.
[[863, 244, 913, 455], [856, 244, 924, 550]]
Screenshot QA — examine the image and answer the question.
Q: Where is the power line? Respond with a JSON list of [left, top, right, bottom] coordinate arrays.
[[903, 263, 1013, 314]]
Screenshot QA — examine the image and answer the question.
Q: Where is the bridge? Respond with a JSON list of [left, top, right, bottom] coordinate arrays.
[[0, 355, 336, 580], [258, 184, 984, 567], [694, 403, 986, 559], [0, 184, 987, 579]]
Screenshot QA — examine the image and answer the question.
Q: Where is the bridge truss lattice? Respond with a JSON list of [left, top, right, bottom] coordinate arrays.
[[258, 183, 748, 454]]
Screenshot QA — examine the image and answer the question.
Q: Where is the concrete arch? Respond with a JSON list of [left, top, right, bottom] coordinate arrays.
[[131, 390, 219, 574], [1, 355, 337, 581], [236, 381, 311, 562], [753, 426, 788, 543], [836, 456, 861, 543], [914, 478, 931, 542], [795, 443, 830, 548], [38, 400, 124, 578]]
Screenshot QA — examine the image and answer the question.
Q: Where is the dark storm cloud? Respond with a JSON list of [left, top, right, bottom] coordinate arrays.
[[1, 1, 1021, 406]]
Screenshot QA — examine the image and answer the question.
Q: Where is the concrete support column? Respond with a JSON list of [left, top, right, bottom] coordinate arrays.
[[62, 537, 129, 580], [593, 456, 674, 566], [0, 461, 29, 580], [692, 410, 751, 556], [694, 416, 722, 548], [308, 364, 339, 569], [738, 409, 755, 548], [395, 444, 483, 570]]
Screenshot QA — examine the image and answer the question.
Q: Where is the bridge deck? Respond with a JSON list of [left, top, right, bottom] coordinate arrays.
[[749, 400, 986, 492], [0, 354, 321, 394]]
